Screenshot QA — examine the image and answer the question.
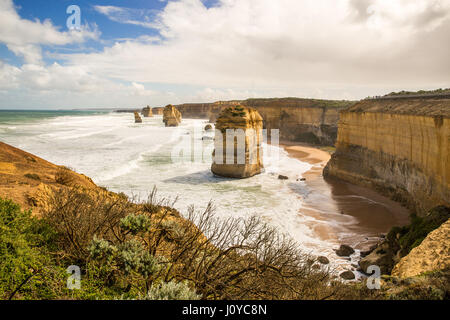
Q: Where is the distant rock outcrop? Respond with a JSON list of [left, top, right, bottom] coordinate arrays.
[[176, 98, 355, 145], [153, 107, 164, 115], [142, 106, 153, 117], [134, 112, 142, 123], [163, 105, 182, 127], [211, 106, 263, 179]]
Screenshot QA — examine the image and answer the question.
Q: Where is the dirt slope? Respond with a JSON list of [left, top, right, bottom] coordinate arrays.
[[0, 141, 97, 214]]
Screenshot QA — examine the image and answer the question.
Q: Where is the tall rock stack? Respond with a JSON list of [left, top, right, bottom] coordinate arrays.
[[142, 106, 153, 117], [134, 111, 142, 123], [163, 105, 182, 127], [211, 105, 264, 179]]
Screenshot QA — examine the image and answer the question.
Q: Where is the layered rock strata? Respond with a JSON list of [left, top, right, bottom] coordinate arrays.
[[324, 98, 450, 215], [177, 98, 354, 146], [211, 106, 263, 178], [163, 105, 182, 127], [176, 101, 242, 120], [242, 98, 354, 146]]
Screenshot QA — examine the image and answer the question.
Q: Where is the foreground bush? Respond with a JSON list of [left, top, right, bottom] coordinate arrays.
[[146, 281, 201, 300], [0, 198, 64, 300], [7, 188, 442, 300], [39, 187, 382, 300]]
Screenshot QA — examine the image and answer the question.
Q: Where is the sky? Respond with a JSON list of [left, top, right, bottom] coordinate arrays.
[[0, 0, 449, 109]]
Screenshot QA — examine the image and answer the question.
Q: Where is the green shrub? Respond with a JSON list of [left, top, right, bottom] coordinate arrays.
[[119, 214, 151, 235], [88, 237, 161, 291], [0, 198, 61, 300], [146, 281, 200, 300]]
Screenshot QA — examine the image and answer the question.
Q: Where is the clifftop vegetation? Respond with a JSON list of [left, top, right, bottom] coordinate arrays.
[[243, 98, 356, 109], [385, 88, 450, 97]]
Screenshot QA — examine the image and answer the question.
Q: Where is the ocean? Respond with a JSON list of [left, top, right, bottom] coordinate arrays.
[[0, 110, 409, 275]]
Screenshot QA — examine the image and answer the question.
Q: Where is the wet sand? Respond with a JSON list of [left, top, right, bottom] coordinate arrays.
[[281, 142, 411, 251]]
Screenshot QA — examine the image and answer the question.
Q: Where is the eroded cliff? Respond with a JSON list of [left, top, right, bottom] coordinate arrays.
[[175, 98, 354, 146], [211, 106, 264, 178], [242, 98, 354, 145], [176, 101, 242, 122], [324, 98, 450, 215]]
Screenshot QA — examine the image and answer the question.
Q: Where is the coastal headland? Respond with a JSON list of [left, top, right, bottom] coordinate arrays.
[[0, 93, 448, 299]]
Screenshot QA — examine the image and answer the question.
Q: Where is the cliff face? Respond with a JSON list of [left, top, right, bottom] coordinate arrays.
[[324, 98, 450, 215], [163, 105, 182, 127], [176, 98, 354, 146], [211, 106, 264, 178], [242, 98, 352, 145], [176, 101, 242, 122]]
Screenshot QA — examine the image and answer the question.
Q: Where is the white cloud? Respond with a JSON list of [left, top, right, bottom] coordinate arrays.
[[94, 5, 160, 28], [130, 82, 156, 96], [69, 0, 450, 90], [0, 61, 21, 90], [0, 0, 99, 64], [1, 0, 449, 108]]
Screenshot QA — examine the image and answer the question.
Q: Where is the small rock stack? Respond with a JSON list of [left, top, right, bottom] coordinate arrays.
[[134, 111, 142, 123]]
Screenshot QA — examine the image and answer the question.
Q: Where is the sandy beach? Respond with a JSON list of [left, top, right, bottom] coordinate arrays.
[[281, 142, 411, 251]]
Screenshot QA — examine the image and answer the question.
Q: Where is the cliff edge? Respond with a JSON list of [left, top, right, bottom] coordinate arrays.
[[324, 97, 450, 215], [0, 141, 97, 214]]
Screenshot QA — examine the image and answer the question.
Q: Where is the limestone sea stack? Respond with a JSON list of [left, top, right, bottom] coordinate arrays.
[[134, 111, 142, 123], [163, 104, 182, 127], [142, 106, 153, 117], [153, 107, 164, 115], [211, 106, 264, 179]]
